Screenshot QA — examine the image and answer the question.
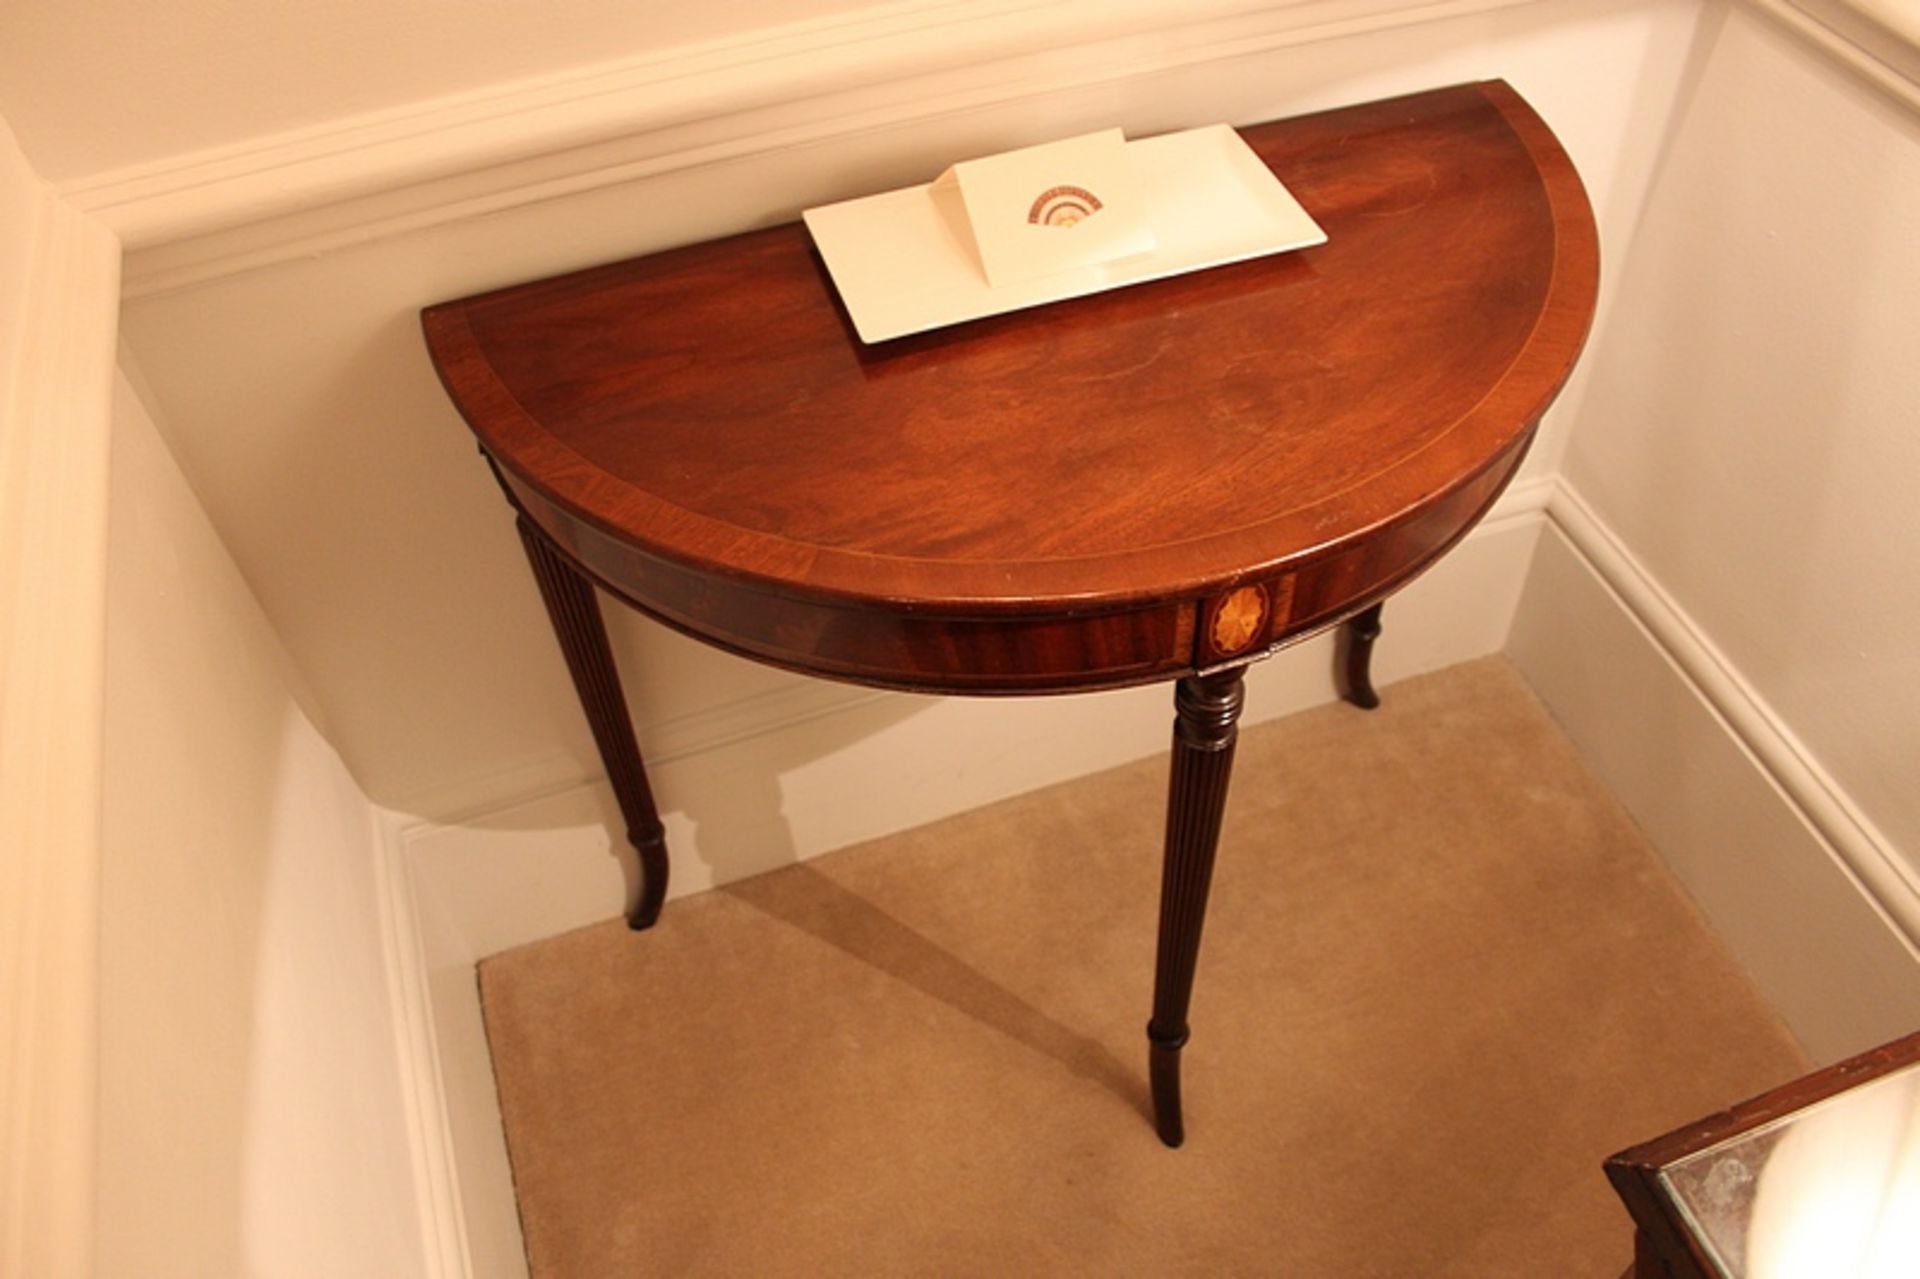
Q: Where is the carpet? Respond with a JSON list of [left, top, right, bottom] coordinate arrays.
[[479, 657, 1806, 1277]]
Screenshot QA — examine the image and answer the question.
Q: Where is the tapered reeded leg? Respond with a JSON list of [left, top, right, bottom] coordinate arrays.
[[1147, 669, 1245, 1147], [1341, 602, 1385, 710], [515, 515, 671, 930]]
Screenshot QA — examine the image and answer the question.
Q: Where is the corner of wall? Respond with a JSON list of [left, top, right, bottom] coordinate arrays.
[[98, 373, 437, 1277]]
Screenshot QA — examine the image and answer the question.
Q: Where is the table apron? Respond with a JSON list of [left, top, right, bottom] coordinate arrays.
[[497, 433, 1525, 695]]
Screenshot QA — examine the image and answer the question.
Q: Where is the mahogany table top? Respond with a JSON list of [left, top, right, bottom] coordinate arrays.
[[424, 80, 1597, 692]]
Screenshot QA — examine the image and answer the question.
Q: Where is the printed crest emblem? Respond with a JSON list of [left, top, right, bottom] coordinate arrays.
[[1028, 185, 1103, 226]]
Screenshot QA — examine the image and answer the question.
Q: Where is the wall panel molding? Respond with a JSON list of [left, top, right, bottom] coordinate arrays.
[[92, 0, 1545, 296]]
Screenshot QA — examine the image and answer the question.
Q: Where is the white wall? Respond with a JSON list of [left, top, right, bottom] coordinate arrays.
[[0, 114, 116, 1279], [1511, 0, 1920, 1060], [98, 371, 428, 1278], [1568, 1, 1920, 879]]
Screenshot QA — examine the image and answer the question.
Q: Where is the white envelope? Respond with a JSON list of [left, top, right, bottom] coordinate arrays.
[[804, 124, 1328, 344]]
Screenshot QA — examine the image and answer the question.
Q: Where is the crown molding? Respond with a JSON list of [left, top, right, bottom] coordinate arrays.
[[1747, 0, 1920, 112], [92, 0, 1544, 297]]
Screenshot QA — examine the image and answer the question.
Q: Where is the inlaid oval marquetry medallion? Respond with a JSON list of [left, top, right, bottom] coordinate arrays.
[[1210, 585, 1268, 656]]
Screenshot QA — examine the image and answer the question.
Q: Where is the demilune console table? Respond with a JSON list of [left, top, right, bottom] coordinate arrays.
[[422, 81, 1598, 1147]]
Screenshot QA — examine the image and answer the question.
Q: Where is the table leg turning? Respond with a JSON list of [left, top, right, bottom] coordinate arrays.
[[514, 515, 671, 929], [1340, 602, 1385, 710], [1147, 668, 1246, 1147]]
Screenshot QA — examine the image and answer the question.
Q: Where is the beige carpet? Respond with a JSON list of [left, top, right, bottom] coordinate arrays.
[[480, 658, 1806, 1277]]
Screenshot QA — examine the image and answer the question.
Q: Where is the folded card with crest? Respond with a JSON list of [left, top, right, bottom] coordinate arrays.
[[803, 124, 1327, 344], [938, 129, 1155, 288]]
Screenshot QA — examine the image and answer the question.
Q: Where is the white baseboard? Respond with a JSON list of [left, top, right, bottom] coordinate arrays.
[[373, 808, 480, 1279], [381, 479, 1548, 1275], [340, 466, 1920, 1276], [331, 469, 1920, 1279], [1510, 479, 1920, 1065], [388, 469, 1920, 1263]]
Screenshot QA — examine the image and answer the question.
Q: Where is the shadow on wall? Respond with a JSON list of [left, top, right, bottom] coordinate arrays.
[[130, 295, 937, 831], [98, 379, 425, 1278], [559, 681, 934, 921]]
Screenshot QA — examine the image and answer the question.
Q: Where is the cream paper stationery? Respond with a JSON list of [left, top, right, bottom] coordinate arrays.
[[943, 128, 1154, 288], [804, 124, 1327, 343]]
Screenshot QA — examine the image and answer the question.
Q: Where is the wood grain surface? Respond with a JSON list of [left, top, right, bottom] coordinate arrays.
[[424, 80, 1597, 692]]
